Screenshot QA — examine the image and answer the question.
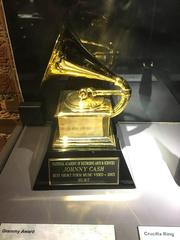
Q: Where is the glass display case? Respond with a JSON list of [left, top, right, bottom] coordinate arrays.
[[0, 1, 180, 239], [2, 0, 180, 119]]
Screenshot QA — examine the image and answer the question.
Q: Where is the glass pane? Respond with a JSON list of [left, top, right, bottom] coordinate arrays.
[[2, 0, 180, 122]]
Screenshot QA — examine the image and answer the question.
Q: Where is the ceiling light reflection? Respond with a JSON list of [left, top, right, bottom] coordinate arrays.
[[64, 190, 139, 202], [11, 190, 139, 203]]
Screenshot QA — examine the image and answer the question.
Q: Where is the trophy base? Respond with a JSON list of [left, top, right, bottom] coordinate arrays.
[[33, 124, 135, 190], [52, 127, 116, 150]]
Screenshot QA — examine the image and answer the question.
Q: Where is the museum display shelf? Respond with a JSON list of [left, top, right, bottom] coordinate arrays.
[[1, 1, 180, 239], [0, 121, 180, 240], [0, 124, 22, 173]]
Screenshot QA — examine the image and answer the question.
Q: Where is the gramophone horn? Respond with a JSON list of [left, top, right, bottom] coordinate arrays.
[[41, 28, 131, 118]]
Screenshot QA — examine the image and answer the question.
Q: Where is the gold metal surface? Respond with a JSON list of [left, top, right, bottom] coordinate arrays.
[[53, 90, 116, 150], [42, 29, 131, 151], [53, 126, 116, 149], [56, 90, 112, 115], [80, 39, 114, 66], [42, 29, 131, 118]]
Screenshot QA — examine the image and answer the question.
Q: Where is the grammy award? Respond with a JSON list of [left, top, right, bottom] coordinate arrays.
[[34, 28, 134, 189]]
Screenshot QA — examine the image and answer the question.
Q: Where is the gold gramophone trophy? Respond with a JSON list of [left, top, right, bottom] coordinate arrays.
[[36, 28, 132, 189]]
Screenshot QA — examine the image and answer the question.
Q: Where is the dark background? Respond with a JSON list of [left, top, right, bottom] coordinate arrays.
[[3, 0, 180, 104]]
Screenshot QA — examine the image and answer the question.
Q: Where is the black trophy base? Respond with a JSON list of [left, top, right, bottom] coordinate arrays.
[[33, 122, 135, 190], [33, 140, 135, 191], [34, 150, 135, 190]]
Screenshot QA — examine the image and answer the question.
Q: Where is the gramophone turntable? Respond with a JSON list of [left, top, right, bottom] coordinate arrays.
[[34, 28, 134, 189]]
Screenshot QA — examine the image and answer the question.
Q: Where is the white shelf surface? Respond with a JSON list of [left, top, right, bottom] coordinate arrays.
[[0, 123, 180, 240]]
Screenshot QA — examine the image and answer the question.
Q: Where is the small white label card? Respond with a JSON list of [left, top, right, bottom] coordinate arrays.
[[138, 226, 180, 240], [0, 223, 115, 240]]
